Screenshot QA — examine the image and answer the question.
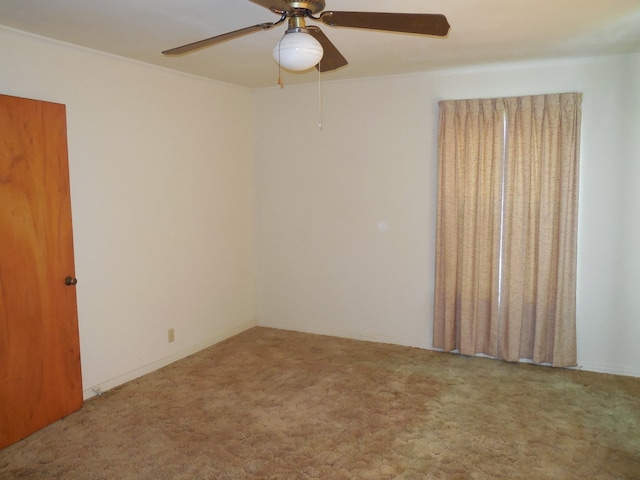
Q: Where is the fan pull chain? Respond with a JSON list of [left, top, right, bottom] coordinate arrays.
[[276, 39, 284, 88], [318, 64, 323, 130], [278, 62, 284, 88]]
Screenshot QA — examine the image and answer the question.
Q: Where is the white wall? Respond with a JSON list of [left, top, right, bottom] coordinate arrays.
[[0, 27, 257, 397], [2, 24, 638, 383], [253, 53, 640, 377]]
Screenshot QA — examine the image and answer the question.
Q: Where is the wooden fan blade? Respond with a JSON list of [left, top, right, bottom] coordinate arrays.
[[307, 27, 348, 72], [162, 23, 274, 55], [249, 0, 294, 13], [319, 12, 450, 37]]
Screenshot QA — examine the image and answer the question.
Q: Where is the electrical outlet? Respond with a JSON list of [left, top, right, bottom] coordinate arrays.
[[168, 328, 175, 343]]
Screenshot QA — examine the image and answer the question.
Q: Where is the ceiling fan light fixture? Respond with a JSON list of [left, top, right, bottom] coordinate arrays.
[[273, 29, 324, 72]]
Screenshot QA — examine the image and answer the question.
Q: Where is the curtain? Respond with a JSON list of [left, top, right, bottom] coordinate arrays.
[[433, 93, 582, 367]]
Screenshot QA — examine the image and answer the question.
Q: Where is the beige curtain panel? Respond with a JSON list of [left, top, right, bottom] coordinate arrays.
[[434, 93, 582, 367]]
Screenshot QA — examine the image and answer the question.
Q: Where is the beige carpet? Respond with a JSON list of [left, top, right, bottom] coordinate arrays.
[[1, 327, 639, 479]]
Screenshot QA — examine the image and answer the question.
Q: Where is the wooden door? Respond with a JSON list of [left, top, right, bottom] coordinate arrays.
[[0, 94, 83, 449]]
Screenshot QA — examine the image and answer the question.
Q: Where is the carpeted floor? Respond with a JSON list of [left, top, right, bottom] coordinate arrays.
[[1, 327, 639, 479]]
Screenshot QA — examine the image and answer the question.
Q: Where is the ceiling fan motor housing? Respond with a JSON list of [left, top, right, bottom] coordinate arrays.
[[283, 1, 326, 15]]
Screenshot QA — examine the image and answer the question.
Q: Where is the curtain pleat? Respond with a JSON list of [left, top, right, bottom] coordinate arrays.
[[434, 93, 582, 367]]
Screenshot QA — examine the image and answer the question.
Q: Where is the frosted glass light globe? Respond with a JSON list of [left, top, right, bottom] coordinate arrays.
[[273, 31, 324, 71]]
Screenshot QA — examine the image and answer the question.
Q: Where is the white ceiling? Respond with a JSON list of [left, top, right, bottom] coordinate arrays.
[[1, 0, 639, 88]]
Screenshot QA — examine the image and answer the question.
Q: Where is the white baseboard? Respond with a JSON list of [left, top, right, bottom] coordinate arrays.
[[82, 321, 256, 400], [575, 362, 640, 379], [256, 321, 432, 350]]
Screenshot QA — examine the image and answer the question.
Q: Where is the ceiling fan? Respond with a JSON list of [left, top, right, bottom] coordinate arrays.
[[162, 0, 450, 72]]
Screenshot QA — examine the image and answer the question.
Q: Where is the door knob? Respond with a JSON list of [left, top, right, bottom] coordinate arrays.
[[65, 276, 78, 286]]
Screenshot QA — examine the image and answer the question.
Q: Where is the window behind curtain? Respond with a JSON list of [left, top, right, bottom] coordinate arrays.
[[433, 93, 582, 367]]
